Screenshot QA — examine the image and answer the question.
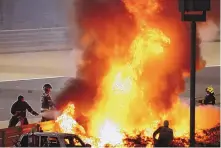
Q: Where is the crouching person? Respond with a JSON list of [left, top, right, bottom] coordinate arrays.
[[8, 95, 39, 127]]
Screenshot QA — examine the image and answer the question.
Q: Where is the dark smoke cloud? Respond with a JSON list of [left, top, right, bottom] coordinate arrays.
[[55, 0, 136, 117], [55, 79, 96, 117]]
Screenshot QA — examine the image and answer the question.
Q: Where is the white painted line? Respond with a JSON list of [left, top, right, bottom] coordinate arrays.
[[0, 27, 67, 32], [205, 65, 220, 67], [0, 66, 218, 82], [0, 76, 73, 83]]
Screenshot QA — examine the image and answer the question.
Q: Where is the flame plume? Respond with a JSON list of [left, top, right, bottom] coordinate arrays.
[[53, 0, 220, 147]]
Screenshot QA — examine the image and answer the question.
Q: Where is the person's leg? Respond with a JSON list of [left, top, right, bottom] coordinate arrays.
[[23, 117, 29, 125], [41, 110, 48, 122], [8, 116, 19, 127]]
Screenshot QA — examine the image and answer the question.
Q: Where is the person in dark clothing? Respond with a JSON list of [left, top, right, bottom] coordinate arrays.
[[41, 84, 55, 122], [198, 86, 216, 105], [8, 95, 39, 127], [153, 120, 174, 147]]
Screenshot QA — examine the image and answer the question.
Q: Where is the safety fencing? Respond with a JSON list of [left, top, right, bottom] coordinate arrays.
[[0, 121, 55, 147], [0, 27, 72, 54]]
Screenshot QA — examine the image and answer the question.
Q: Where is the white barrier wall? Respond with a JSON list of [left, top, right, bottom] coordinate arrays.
[[0, 0, 73, 53], [0, 0, 73, 30], [0, 27, 72, 53]]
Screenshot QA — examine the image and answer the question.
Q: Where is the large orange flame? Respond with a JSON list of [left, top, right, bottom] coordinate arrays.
[[53, 0, 220, 147], [53, 102, 219, 147], [55, 103, 86, 136]]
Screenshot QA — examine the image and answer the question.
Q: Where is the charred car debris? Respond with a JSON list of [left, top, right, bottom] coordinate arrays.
[[14, 132, 91, 147], [11, 121, 220, 147]]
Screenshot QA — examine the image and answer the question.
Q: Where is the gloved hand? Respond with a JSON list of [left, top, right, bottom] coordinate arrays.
[[32, 111, 39, 116]]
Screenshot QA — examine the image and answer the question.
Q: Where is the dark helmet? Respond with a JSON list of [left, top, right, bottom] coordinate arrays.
[[43, 84, 52, 90], [18, 95, 24, 101]]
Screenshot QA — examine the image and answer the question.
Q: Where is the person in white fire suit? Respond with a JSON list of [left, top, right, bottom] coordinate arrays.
[[41, 84, 55, 122], [198, 86, 216, 105], [153, 120, 174, 147]]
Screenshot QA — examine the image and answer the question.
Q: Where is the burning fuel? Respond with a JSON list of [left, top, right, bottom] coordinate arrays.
[[51, 103, 220, 147], [53, 0, 220, 147], [55, 104, 86, 136]]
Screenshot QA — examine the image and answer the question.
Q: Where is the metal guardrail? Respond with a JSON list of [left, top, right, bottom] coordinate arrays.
[[0, 27, 72, 53]]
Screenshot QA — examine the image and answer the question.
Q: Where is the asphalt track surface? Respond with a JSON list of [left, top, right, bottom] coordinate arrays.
[[0, 66, 219, 122]]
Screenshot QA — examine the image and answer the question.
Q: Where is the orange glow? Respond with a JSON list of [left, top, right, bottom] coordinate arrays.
[[55, 103, 85, 136], [52, 0, 220, 147], [97, 119, 123, 146]]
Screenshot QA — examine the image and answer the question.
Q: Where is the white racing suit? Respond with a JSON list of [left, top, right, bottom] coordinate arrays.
[[41, 93, 55, 122]]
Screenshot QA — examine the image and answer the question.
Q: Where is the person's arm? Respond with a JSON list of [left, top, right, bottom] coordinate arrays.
[[168, 129, 174, 146], [25, 102, 39, 116], [204, 96, 210, 104], [153, 127, 161, 141], [41, 96, 45, 105], [171, 129, 174, 140], [212, 96, 216, 105], [205, 96, 215, 105], [11, 103, 16, 115]]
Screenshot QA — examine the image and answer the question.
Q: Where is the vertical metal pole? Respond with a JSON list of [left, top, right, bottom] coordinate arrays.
[[190, 21, 196, 147]]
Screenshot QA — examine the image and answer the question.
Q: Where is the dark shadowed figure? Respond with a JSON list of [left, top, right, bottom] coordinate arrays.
[[198, 86, 216, 105], [9, 95, 39, 127], [153, 120, 174, 147]]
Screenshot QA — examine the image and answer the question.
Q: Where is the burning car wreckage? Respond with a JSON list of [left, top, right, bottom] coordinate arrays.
[[39, 0, 220, 147], [46, 103, 220, 147]]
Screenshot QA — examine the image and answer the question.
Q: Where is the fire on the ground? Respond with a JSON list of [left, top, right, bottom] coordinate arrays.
[[42, 0, 220, 147], [42, 103, 219, 147]]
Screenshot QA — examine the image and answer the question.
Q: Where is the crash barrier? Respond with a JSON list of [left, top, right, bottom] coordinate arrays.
[[0, 121, 55, 147], [0, 27, 72, 54]]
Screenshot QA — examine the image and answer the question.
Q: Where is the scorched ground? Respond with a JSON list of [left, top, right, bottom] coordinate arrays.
[[52, 0, 220, 147]]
